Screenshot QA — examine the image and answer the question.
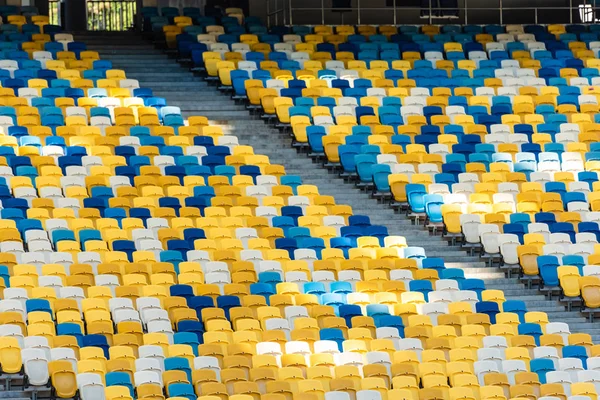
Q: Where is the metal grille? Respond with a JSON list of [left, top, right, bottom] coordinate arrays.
[[87, 0, 136, 31], [49, 0, 60, 26]]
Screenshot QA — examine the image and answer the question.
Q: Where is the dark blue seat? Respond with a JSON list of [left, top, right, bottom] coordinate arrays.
[[339, 304, 363, 327], [81, 334, 109, 358], [170, 285, 195, 300], [475, 301, 500, 324]]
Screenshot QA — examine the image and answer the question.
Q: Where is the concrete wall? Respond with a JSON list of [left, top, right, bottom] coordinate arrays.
[[250, 0, 584, 26]]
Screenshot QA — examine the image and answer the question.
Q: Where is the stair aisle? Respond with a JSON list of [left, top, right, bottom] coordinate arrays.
[[81, 32, 600, 340]]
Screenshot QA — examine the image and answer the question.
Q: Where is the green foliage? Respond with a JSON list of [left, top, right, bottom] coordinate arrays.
[[47, 0, 136, 31]]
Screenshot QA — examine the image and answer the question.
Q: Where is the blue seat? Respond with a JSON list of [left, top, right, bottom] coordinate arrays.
[[105, 372, 134, 397], [56, 323, 83, 346], [502, 300, 527, 323], [538, 255, 560, 288], [408, 280, 433, 301], [366, 305, 389, 318], [164, 357, 192, 383], [304, 282, 326, 296], [374, 315, 404, 337], [406, 184, 427, 214], [459, 279, 486, 300], [330, 281, 352, 294], [174, 332, 200, 356], [424, 194, 444, 224], [168, 383, 196, 400], [562, 345, 588, 368], [439, 268, 464, 281], [518, 323, 543, 346], [422, 258, 445, 272], [320, 328, 345, 351], [249, 283, 276, 304], [530, 358, 555, 384]]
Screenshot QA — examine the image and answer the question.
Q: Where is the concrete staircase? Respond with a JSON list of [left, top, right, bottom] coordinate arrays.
[[79, 32, 600, 341]]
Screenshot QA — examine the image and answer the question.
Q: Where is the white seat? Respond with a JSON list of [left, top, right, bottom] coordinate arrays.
[[147, 321, 174, 344], [113, 309, 142, 325], [336, 350, 364, 368], [389, 269, 413, 287], [397, 338, 423, 359], [533, 346, 560, 368], [138, 345, 165, 371], [547, 371, 573, 396], [21, 348, 49, 386], [285, 306, 309, 329], [24, 336, 51, 360], [477, 348, 504, 370], [479, 224, 501, 255], [578, 370, 600, 393], [428, 291, 453, 304], [474, 360, 500, 385], [264, 318, 290, 340], [135, 358, 163, 383], [499, 234, 520, 265], [502, 360, 528, 385], [193, 356, 221, 381], [421, 303, 448, 325], [326, 392, 351, 400], [559, 358, 585, 382], [435, 279, 459, 292], [584, 265, 600, 278], [460, 214, 482, 245], [356, 390, 381, 400], [0, 324, 24, 348], [366, 351, 391, 368], [77, 373, 105, 400], [482, 336, 509, 350], [134, 371, 162, 387], [256, 342, 283, 357]]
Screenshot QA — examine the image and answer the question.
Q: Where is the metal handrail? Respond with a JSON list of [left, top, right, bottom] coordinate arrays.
[[277, 0, 596, 27]]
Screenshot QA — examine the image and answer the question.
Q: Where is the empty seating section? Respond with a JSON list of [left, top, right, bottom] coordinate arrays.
[[171, 14, 600, 317], [0, 6, 577, 400]]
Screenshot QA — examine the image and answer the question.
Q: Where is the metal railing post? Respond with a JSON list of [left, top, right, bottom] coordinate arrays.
[[570, 0, 573, 23], [267, 0, 271, 28], [393, 0, 397, 25], [429, 0, 433, 25], [499, 0, 503, 25], [535, 7, 538, 24], [321, 0, 325, 25], [464, 0, 468, 25], [289, 0, 293, 26], [357, 0, 361, 25]]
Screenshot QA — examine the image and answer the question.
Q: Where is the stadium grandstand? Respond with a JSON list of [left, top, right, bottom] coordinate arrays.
[[0, 0, 598, 400]]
